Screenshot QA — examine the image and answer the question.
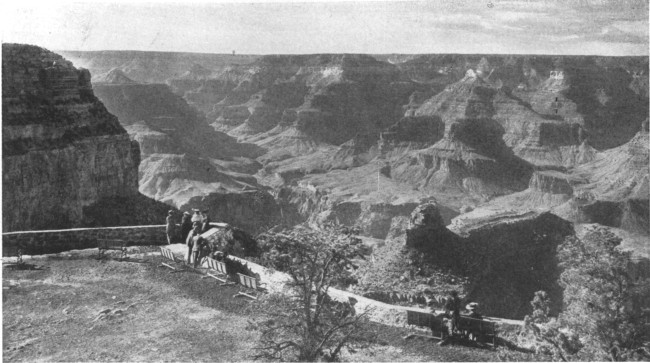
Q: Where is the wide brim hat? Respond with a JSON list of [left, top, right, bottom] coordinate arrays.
[[466, 302, 479, 311]]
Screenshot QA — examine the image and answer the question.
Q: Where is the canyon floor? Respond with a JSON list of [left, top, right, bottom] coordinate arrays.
[[2, 249, 534, 362]]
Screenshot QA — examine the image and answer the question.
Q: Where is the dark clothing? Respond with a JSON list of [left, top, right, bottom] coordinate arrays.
[[465, 311, 483, 341], [444, 295, 462, 336], [201, 218, 212, 233], [192, 250, 201, 268], [192, 235, 205, 268], [445, 296, 462, 317], [166, 215, 175, 244], [180, 216, 193, 243]]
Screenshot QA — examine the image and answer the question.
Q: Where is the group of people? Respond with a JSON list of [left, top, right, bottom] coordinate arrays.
[[425, 290, 483, 346], [165, 209, 213, 268]]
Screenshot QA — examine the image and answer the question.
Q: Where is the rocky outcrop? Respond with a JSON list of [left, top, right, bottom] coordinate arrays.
[[529, 171, 573, 195], [186, 190, 282, 234], [2, 44, 142, 231], [450, 211, 573, 318], [405, 202, 459, 250], [405, 206, 574, 318], [202, 223, 258, 257]]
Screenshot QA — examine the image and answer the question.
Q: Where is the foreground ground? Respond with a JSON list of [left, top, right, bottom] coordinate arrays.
[[3, 248, 537, 362]]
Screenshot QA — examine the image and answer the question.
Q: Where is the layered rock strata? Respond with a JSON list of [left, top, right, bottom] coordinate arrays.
[[2, 44, 142, 231]]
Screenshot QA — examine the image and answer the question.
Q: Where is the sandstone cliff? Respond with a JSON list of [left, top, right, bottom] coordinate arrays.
[[2, 44, 147, 231]]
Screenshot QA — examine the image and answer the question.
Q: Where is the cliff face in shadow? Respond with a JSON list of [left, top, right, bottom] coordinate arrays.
[[2, 44, 172, 231], [405, 204, 572, 319]]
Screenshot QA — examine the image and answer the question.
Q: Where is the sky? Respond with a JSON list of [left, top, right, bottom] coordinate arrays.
[[2, 0, 648, 56]]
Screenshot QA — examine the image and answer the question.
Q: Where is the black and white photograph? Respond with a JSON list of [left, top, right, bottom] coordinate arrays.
[[2, 0, 649, 361]]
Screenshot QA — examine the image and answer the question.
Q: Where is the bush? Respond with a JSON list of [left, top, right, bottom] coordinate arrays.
[[524, 227, 650, 361]]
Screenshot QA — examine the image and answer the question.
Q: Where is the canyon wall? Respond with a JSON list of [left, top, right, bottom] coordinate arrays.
[[2, 44, 144, 232], [402, 204, 574, 319]]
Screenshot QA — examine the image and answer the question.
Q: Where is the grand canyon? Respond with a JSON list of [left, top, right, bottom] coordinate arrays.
[[5, 44, 647, 316], [2, 2, 649, 360]]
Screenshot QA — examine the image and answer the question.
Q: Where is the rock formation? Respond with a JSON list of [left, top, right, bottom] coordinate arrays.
[[56, 50, 648, 257], [405, 202, 458, 249], [2, 44, 169, 231], [391, 68, 534, 199]]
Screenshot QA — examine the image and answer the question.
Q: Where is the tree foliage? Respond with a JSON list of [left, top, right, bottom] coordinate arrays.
[[525, 227, 650, 361], [249, 226, 373, 361], [524, 291, 582, 361]]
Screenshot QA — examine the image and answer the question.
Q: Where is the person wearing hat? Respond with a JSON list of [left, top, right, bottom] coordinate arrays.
[[165, 210, 176, 245], [466, 302, 483, 319], [180, 211, 193, 244], [191, 209, 202, 224]]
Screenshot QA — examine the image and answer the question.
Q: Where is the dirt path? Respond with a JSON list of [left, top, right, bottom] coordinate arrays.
[[163, 244, 524, 329]]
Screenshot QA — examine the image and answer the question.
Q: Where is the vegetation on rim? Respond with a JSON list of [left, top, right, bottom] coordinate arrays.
[[523, 227, 650, 361]]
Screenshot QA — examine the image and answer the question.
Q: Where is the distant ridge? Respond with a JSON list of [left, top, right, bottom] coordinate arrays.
[[93, 68, 138, 84]]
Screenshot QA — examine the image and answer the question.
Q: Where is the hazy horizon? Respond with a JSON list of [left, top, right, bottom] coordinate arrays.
[[2, 0, 649, 56], [53, 49, 649, 57]]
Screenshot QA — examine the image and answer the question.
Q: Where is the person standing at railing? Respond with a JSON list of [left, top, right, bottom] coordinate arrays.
[[439, 290, 462, 346], [200, 210, 212, 233], [191, 223, 206, 268], [466, 302, 482, 320], [165, 210, 176, 245], [180, 211, 193, 243], [186, 222, 199, 264], [191, 209, 202, 224], [464, 302, 483, 342]]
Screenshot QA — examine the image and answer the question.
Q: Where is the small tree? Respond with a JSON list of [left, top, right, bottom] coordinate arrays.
[[557, 227, 650, 361], [250, 226, 373, 361], [525, 227, 650, 361], [524, 291, 582, 361]]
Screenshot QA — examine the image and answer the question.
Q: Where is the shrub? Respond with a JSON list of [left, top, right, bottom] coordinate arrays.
[[524, 227, 650, 361]]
